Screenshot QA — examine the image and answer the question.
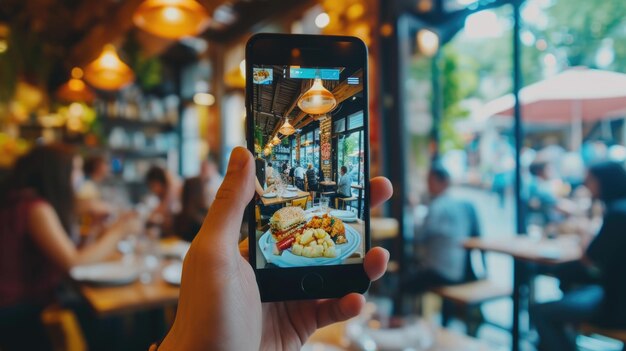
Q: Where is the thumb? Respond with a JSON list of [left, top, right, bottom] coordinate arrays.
[[199, 147, 255, 249]]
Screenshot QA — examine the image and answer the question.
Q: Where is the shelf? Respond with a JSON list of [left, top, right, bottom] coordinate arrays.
[[100, 117, 175, 132]]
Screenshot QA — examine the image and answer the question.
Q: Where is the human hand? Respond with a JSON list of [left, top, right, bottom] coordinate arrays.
[[159, 147, 393, 351]]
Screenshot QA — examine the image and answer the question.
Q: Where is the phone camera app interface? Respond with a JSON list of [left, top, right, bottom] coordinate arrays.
[[252, 64, 365, 269]]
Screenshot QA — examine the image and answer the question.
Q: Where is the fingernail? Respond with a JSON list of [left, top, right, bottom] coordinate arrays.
[[227, 147, 250, 173]]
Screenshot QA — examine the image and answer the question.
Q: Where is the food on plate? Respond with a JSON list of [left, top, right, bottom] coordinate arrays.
[[305, 214, 347, 244], [291, 229, 337, 258], [253, 69, 271, 82], [269, 206, 306, 242]]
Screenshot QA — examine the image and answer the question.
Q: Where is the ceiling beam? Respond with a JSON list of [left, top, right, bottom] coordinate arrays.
[[269, 79, 307, 140]]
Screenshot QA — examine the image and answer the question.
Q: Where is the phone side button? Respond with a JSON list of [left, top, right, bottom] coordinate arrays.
[[300, 273, 324, 294]]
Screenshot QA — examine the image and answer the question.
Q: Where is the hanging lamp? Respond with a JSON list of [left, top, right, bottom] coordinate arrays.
[[84, 45, 134, 91], [57, 67, 95, 103], [271, 135, 281, 146], [133, 0, 210, 39], [278, 118, 296, 136], [297, 77, 336, 115]]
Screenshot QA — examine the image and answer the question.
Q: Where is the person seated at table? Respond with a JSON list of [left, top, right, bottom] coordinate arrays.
[[266, 162, 276, 187], [294, 161, 306, 190], [306, 163, 319, 203], [174, 177, 208, 242], [402, 163, 478, 293], [532, 161, 626, 351], [76, 155, 113, 218], [145, 165, 181, 236], [199, 154, 223, 209], [0, 144, 140, 351], [329, 166, 353, 208]]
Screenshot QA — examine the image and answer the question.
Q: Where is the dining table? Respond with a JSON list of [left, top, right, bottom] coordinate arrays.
[[463, 234, 583, 351], [260, 190, 310, 207], [74, 239, 186, 318]]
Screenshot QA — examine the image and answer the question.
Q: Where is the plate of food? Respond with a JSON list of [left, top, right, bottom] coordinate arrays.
[[263, 192, 277, 198], [258, 207, 361, 267], [253, 68, 272, 84], [287, 185, 298, 191], [70, 262, 139, 286], [281, 191, 298, 198], [162, 262, 182, 285]]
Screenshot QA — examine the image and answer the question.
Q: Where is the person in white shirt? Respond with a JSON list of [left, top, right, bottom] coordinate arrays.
[[293, 162, 306, 190]]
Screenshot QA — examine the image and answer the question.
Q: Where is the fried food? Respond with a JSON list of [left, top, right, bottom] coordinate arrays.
[[291, 229, 337, 258], [305, 214, 347, 244]]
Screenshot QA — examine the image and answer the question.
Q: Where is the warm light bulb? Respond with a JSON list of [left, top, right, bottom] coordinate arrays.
[[162, 6, 183, 22], [68, 79, 86, 91], [279, 118, 296, 136], [417, 29, 439, 57], [193, 92, 215, 106], [0, 40, 7, 54], [315, 12, 330, 29], [84, 44, 134, 90]]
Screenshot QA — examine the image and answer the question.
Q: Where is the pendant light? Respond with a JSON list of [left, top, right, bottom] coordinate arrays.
[[278, 118, 296, 136], [84, 45, 135, 91], [133, 0, 210, 39], [297, 78, 336, 115], [271, 135, 281, 146], [57, 67, 95, 103]]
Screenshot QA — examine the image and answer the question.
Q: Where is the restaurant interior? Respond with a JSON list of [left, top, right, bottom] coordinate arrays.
[[2, 0, 626, 350]]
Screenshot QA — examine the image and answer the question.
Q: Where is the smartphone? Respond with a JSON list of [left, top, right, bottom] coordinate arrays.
[[245, 33, 370, 301]]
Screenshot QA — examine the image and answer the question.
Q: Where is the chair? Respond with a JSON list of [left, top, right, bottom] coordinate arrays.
[[335, 196, 357, 210], [579, 323, 626, 351], [291, 197, 308, 210], [255, 205, 270, 231], [41, 305, 87, 351], [428, 202, 511, 336]]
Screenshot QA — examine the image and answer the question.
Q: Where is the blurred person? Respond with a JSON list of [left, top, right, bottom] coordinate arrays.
[[255, 154, 266, 188], [329, 166, 353, 208], [491, 136, 515, 208], [0, 145, 140, 351], [533, 161, 626, 351], [152, 147, 392, 351], [266, 162, 275, 186], [306, 163, 318, 201], [174, 177, 208, 242], [403, 163, 478, 293], [526, 162, 559, 225], [294, 161, 305, 190], [145, 165, 181, 235], [281, 161, 288, 175], [199, 154, 223, 209], [76, 155, 114, 240]]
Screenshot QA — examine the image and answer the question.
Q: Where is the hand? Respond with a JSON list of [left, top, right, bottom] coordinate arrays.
[[159, 147, 393, 351]]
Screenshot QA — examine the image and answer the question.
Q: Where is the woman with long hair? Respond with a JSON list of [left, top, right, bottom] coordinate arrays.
[[533, 161, 626, 351], [0, 144, 140, 351]]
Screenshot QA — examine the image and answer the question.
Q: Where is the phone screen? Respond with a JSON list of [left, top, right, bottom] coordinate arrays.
[[251, 61, 367, 270]]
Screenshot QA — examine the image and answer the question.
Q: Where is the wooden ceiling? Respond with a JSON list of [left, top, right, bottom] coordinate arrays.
[[253, 66, 364, 141], [0, 0, 313, 70]]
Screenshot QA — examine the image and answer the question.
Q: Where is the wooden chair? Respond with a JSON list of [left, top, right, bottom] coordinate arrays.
[[335, 196, 357, 210], [427, 202, 511, 336], [41, 305, 87, 351], [579, 323, 626, 350], [255, 205, 270, 231], [291, 197, 308, 210]]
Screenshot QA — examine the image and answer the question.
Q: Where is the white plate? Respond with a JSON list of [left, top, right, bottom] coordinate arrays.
[[259, 226, 361, 267], [282, 192, 298, 199], [159, 241, 191, 259], [162, 262, 183, 285], [70, 262, 139, 286], [287, 186, 298, 191], [263, 192, 277, 198], [330, 209, 357, 218]]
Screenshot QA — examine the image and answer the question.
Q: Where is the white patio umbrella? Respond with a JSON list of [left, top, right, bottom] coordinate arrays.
[[478, 67, 626, 149]]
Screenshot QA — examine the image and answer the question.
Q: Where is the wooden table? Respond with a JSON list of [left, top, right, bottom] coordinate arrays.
[[319, 180, 337, 187], [77, 261, 180, 317], [463, 235, 582, 351], [371, 217, 399, 240], [260, 190, 310, 207]]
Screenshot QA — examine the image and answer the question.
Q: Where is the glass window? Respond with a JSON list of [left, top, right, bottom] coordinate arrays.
[[334, 118, 345, 133], [348, 111, 364, 130]]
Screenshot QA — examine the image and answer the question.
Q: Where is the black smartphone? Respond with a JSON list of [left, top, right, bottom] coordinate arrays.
[[245, 33, 370, 301]]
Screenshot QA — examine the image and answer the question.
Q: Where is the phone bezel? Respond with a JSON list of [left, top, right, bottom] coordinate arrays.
[[245, 33, 371, 301]]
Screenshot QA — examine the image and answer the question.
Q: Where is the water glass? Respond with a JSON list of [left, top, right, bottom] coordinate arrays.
[[320, 196, 330, 213]]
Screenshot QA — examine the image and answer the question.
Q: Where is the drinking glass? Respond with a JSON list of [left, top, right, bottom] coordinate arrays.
[[320, 196, 330, 213]]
